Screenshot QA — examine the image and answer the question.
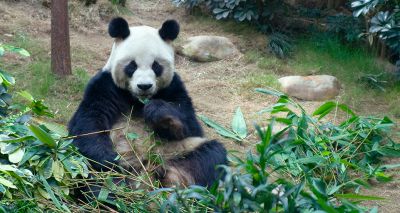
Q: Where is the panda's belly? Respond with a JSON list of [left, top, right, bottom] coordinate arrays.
[[110, 117, 207, 171]]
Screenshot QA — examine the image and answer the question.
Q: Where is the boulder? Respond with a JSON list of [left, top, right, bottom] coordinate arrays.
[[178, 36, 238, 62], [278, 75, 340, 101]]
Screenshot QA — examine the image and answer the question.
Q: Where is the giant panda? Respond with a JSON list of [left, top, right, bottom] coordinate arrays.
[[68, 17, 228, 188]]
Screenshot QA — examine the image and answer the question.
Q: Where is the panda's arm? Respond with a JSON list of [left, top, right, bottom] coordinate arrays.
[[68, 71, 136, 171], [144, 74, 203, 140]]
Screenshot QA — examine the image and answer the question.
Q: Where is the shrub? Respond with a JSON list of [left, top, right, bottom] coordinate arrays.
[[351, 0, 400, 63]]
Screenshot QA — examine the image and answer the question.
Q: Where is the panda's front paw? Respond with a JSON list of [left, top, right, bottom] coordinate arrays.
[[144, 100, 185, 140]]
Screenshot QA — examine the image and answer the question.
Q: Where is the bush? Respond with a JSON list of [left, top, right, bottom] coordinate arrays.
[[351, 0, 400, 63]]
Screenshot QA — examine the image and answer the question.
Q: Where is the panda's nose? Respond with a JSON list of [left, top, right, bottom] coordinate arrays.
[[137, 84, 153, 91]]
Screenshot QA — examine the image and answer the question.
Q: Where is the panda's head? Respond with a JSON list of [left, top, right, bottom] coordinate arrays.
[[103, 17, 180, 98]]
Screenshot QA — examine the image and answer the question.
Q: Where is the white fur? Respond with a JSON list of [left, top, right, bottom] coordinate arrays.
[[104, 26, 175, 98]]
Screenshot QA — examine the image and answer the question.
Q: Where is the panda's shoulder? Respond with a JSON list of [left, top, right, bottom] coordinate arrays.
[[156, 73, 189, 99], [83, 70, 132, 102], [86, 70, 115, 88]]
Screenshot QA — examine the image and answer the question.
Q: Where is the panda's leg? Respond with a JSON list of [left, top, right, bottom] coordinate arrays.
[[155, 140, 228, 187]]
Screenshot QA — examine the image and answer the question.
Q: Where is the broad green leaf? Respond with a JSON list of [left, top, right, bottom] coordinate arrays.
[[295, 156, 325, 164], [8, 148, 25, 164], [61, 158, 78, 178], [40, 176, 70, 212], [18, 91, 34, 101], [127, 132, 139, 140], [0, 99, 6, 107], [316, 197, 338, 213], [380, 163, 400, 170], [335, 194, 385, 200], [338, 104, 356, 116], [52, 160, 64, 182], [231, 107, 247, 139], [19, 148, 39, 166], [0, 136, 35, 143], [255, 88, 285, 97], [1, 143, 20, 154], [0, 185, 6, 193], [0, 71, 15, 86], [28, 124, 57, 148], [233, 192, 241, 205], [0, 47, 4, 56], [313, 101, 336, 119], [33, 118, 68, 137], [16, 48, 30, 57], [198, 115, 241, 141], [0, 164, 18, 172], [0, 176, 17, 189], [41, 158, 54, 179], [310, 178, 327, 197], [37, 187, 50, 199], [377, 147, 400, 157], [98, 187, 110, 201]]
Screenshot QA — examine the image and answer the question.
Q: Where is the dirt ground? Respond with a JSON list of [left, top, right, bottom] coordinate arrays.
[[0, 0, 399, 211]]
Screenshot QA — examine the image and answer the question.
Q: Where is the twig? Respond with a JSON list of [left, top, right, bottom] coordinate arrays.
[[62, 127, 125, 140]]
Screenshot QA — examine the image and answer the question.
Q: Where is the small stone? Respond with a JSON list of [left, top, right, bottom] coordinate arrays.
[[178, 35, 238, 62], [278, 75, 340, 101]]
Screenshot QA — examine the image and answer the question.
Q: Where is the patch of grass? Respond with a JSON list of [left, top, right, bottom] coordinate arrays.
[[3, 34, 90, 123], [242, 72, 280, 91], [243, 50, 262, 64]]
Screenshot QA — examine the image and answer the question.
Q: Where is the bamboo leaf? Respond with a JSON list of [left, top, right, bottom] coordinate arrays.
[[28, 124, 57, 148], [198, 115, 241, 141], [33, 118, 68, 137], [0, 177, 17, 189], [335, 194, 385, 201], [8, 148, 25, 164], [313, 101, 336, 119], [41, 158, 54, 179], [52, 160, 64, 182], [231, 107, 247, 139], [255, 88, 285, 97], [377, 147, 400, 157]]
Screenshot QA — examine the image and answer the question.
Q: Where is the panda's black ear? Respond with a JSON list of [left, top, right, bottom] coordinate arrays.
[[108, 17, 130, 39], [159, 20, 180, 41]]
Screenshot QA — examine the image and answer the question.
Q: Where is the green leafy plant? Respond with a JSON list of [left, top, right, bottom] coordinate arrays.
[[268, 33, 293, 59], [0, 46, 89, 212], [256, 88, 398, 194], [0, 44, 30, 116], [352, 0, 400, 63], [359, 73, 388, 91], [198, 107, 248, 142], [153, 116, 382, 213]]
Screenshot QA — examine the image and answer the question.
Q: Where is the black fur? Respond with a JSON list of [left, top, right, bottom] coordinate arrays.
[[68, 71, 139, 171], [68, 70, 227, 187], [124, 61, 137, 77], [108, 17, 130, 39], [169, 140, 227, 186], [159, 20, 180, 41]]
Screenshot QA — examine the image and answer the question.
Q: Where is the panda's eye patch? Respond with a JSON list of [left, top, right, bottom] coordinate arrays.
[[152, 61, 163, 77], [124, 61, 137, 77]]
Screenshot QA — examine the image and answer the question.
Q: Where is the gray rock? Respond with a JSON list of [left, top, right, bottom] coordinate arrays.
[[178, 36, 238, 62], [278, 75, 340, 101]]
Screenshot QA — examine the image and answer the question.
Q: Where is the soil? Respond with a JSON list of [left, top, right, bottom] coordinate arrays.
[[0, 0, 398, 211]]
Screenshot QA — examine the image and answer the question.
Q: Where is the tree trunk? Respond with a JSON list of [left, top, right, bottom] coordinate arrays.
[[51, 0, 71, 76]]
